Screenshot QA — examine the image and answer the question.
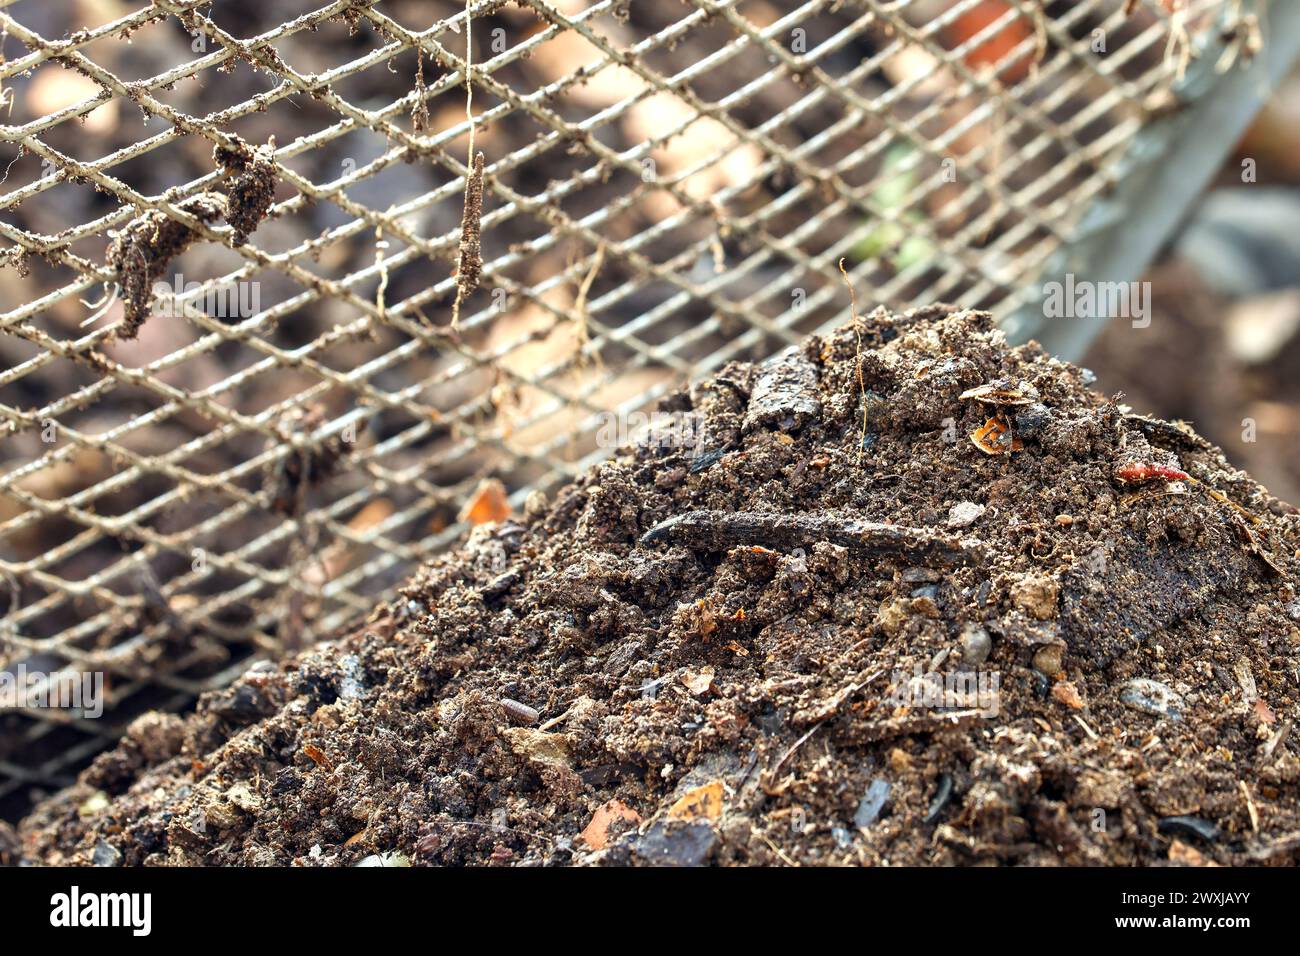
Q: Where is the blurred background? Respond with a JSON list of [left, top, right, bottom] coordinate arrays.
[[1085, 71, 1300, 504]]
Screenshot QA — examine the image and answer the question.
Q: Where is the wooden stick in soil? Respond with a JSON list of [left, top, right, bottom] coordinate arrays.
[[640, 510, 985, 566]]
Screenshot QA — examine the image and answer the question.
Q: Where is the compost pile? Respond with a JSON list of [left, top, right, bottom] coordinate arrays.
[[16, 307, 1300, 867]]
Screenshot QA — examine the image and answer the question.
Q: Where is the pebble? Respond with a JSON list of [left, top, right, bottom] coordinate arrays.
[[853, 778, 891, 829], [523, 489, 549, 518], [92, 840, 122, 867], [1051, 681, 1085, 710], [338, 655, 366, 701], [1119, 678, 1183, 719], [901, 567, 942, 584], [831, 826, 854, 849], [946, 501, 985, 529], [1014, 402, 1052, 438], [1032, 644, 1065, 677], [1157, 815, 1218, 843], [634, 820, 717, 867], [959, 623, 992, 666]]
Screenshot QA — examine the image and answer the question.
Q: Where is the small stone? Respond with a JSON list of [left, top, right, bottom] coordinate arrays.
[[959, 623, 992, 666], [946, 501, 985, 529], [901, 567, 942, 584], [1014, 402, 1052, 438], [1168, 839, 1214, 866], [523, 489, 548, 519], [92, 839, 122, 867], [634, 820, 716, 867], [831, 826, 854, 849], [853, 778, 891, 829], [1012, 576, 1059, 621], [1119, 678, 1183, 719], [1032, 644, 1065, 677], [338, 655, 366, 701], [580, 799, 642, 850]]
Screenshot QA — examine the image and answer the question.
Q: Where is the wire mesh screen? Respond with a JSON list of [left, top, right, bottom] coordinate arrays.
[[0, 0, 1240, 814]]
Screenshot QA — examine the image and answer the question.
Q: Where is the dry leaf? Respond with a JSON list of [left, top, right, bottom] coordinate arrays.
[[459, 478, 510, 525], [667, 780, 724, 822], [302, 743, 334, 770], [681, 666, 716, 697], [970, 414, 1023, 455]]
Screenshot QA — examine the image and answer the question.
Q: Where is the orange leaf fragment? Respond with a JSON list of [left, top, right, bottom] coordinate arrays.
[[970, 414, 1023, 455], [458, 478, 511, 525], [580, 799, 642, 850], [667, 780, 724, 822], [302, 742, 334, 771]]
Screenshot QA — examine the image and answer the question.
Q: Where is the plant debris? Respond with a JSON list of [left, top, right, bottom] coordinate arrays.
[[105, 137, 276, 339], [106, 193, 227, 340], [17, 307, 1300, 867], [450, 151, 485, 329], [214, 138, 278, 246]]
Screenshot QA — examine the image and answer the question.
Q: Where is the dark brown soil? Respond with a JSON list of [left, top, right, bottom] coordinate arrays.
[[18, 307, 1300, 866]]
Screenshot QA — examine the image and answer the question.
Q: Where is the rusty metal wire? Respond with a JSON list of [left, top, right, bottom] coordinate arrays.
[[0, 0, 1241, 813]]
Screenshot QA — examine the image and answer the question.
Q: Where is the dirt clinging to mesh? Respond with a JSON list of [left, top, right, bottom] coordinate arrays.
[[18, 307, 1300, 866]]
